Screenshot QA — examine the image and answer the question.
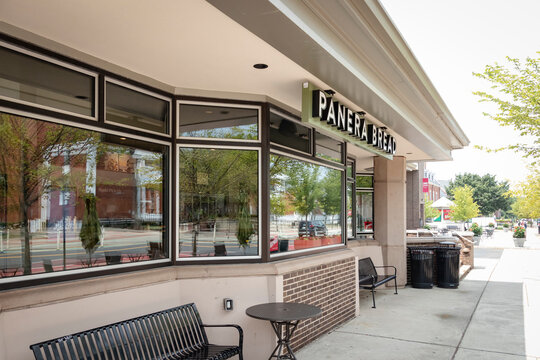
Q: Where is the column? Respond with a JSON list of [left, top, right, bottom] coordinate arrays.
[[374, 156, 407, 286]]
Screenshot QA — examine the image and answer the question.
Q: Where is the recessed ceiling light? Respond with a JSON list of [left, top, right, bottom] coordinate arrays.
[[253, 63, 268, 69], [205, 110, 213, 114], [220, 111, 230, 115], [75, 95, 88, 100], [406, 152, 412, 155], [120, 137, 127, 140]]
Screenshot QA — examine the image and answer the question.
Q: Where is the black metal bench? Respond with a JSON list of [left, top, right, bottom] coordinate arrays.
[[358, 257, 398, 308], [30, 303, 243, 360]]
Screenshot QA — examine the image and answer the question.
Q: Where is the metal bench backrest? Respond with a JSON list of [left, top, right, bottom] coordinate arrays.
[[358, 257, 378, 281], [30, 303, 208, 360]]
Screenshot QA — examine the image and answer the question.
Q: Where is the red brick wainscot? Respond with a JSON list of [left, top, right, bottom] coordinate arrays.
[[283, 257, 356, 351]]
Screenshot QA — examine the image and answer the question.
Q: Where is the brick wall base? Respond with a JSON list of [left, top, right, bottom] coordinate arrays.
[[283, 257, 356, 352]]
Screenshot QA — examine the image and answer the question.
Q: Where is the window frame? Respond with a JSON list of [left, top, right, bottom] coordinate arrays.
[[176, 143, 262, 262], [0, 41, 99, 122], [177, 100, 261, 143], [356, 173, 375, 237], [269, 108, 312, 156], [269, 149, 345, 259], [104, 77, 173, 137], [0, 108, 173, 287]]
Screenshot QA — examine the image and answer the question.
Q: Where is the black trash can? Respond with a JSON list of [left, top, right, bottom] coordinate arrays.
[[409, 247, 434, 289], [436, 243, 461, 288]]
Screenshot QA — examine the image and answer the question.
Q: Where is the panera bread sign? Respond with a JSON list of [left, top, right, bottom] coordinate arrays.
[[301, 82, 396, 158]]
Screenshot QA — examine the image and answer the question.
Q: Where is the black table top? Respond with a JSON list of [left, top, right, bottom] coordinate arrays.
[[246, 302, 322, 322]]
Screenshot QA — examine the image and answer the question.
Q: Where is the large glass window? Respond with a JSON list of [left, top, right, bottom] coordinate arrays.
[[270, 154, 342, 254], [315, 131, 342, 163], [106, 81, 170, 135], [269, 111, 310, 153], [0, 113, 168, 279], [178, 147, 259, 258], [0, 45, 95, 118], [178, 103, 258, 140], [356, 192, 374, 235]]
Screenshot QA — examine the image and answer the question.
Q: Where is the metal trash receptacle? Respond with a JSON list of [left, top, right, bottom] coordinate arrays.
[[436, 242, 461, 288], [409, 247, 434, 289]]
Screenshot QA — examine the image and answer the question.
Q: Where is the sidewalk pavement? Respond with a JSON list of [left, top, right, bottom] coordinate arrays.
[[297, 231, 540, 359]]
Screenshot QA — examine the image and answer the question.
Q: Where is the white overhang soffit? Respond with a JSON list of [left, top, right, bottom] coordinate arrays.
[[208, 0, 469, 161]]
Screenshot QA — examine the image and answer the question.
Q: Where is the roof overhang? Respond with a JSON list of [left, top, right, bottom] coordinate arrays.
[[208, 0, 469, 161]]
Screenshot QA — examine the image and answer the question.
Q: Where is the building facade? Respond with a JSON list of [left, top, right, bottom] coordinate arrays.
[[0, 1, 468, 359]]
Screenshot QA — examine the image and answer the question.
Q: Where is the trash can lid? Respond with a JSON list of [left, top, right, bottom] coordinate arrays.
[[439, 241, 456, 246]]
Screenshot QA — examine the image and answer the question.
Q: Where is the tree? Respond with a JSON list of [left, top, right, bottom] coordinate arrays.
[[450, 186, 480, 222], [424, 200, 439, 220], [473, 54, 540, 163], [0, 114, 98, 274], [79, 193, 101, 265], [320, 170, 341, 217], [511, 168, 540, 219], [446, 173, 511, 216]]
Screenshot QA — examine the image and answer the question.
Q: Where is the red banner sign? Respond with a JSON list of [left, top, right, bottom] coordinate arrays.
[[422, 178, 429, 193]]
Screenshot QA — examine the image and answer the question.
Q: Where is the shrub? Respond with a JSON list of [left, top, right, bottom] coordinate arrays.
[[423, 224, 431, 230], [503, 223, 509, 228], [513, 226, 526, 238], [488, 222, 495, 228], [496, 226, 503, 230], [470, 223, 483, 236]]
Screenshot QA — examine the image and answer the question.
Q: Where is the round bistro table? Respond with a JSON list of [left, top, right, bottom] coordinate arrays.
[[246, 302, 322, 360]]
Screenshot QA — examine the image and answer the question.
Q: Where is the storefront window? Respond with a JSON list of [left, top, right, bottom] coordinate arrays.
[[178, 103, 258, 140], [356, 191, 373, 235], [106, 80, 170, 135], [357, 175, 373, 188], [315, 132, 342, 163], [270, 154, 342, 254], [0, 45, 96, 118], [269, 111, 310, 153], [347, 183, 354, 238], [178, 147, 259, 258], [0, 113, 168, 279]]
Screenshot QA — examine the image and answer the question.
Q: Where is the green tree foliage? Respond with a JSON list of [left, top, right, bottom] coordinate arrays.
[[446, 173, 511, 215], [320, 170, 342, 216], [473, 54, 540, 163], [236, 190, 254, 248], [0, 114, 99, 274], [79, 193, 102, 264], [511, 168, 540, 219], [450, 185, 480, 222], [424, 200, 439, 220]]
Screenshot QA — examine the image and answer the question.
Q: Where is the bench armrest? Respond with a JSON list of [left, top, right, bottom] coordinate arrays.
[[202, 324, 244, 349], [358, 274, 377, 286], [374, 265, 397, 277]]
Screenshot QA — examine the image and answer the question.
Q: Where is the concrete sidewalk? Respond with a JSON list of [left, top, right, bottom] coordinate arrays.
[[297, 237, 540, 359]]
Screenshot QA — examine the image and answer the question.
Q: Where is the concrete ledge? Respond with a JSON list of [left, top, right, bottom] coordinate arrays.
[[460, 265, 472, 280], [0, 249, 356, 312]]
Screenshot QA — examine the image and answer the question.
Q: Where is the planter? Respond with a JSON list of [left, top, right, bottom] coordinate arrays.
[[473, 236, 481, 245], [294, 237, 322, 250], [513, 237, 526, 247], [321, 235, 342, 246]]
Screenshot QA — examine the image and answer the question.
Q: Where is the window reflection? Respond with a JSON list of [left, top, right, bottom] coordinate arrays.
[[178, 147, 259, 257], [270, 154, 342, 254], [315, 132, 342, 163], [0, 113, 167, 278], [269, 112, 310, 153], [179, 104, 258, 140], [356, 191, 373, 234], [0, 46, 95, 117]]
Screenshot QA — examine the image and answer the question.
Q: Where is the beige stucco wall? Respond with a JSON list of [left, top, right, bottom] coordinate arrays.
[[0, 250, 366, 360]]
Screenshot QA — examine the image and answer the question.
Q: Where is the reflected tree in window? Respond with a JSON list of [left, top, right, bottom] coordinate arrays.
[[0, 114, 99, 274], [178, 148, 258, 257]]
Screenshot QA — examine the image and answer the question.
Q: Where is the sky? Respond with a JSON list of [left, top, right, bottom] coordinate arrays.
[[380, 0, 540, 187]]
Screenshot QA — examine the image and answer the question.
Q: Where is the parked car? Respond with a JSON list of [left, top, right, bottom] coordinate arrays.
[[298, 220, 327, 237]]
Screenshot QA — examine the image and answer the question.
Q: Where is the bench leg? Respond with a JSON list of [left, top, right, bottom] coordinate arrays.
[[394, 277, 398, 295], [371, 288, 376, 308]]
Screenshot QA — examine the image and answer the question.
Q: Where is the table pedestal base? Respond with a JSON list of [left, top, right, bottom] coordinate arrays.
[[269, 320, 299, 360]]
